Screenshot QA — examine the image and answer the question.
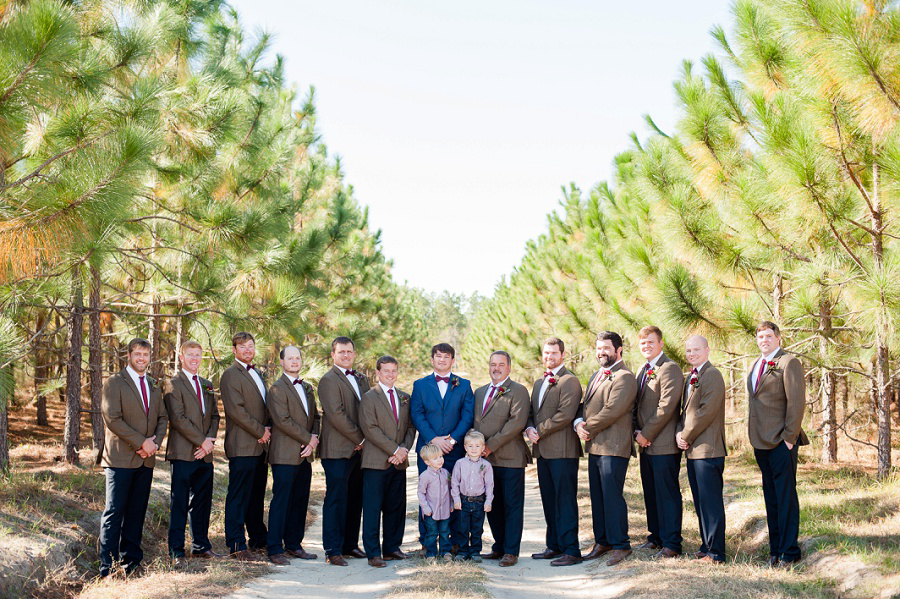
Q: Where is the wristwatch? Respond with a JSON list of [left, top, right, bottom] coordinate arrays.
[[448, 437, 456, 446]]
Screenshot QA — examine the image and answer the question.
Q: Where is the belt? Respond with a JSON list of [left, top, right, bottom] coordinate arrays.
[[461, 494, 486, 503]]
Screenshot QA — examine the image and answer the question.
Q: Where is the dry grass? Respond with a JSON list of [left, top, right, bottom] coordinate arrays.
[[382, 558, 489, 599]]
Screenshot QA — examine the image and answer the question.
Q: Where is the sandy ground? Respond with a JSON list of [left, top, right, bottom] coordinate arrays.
[[227, 460, 632, 599]]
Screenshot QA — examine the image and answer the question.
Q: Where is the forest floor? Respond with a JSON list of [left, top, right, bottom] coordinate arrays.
[[1, 400, 899, 598]]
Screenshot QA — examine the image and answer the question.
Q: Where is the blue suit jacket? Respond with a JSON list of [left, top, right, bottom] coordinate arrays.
[[410, 374, 475, 456]]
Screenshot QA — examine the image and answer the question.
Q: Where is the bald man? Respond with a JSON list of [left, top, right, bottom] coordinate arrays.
[[676, 336, 727, 564]]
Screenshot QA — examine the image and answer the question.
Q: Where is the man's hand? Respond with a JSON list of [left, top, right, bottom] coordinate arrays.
[[454, 502, 462, 511], [635, 432, 651, 448], [431, 436, 453, 454], [395, 447, 409, 462], [575, 421, 591, 441], [785, 440, 794, 450], [259, 427, 271, 444], [387, 454, 401, 465], [484, 504, 492, 513], [481, 446, 492, 457], [525, 427, 540, 443], [423, 510, 432, 517], [675, 432, 689, 451], [300, 445, 314, 458], [193, 437, 215, 460], [307, 434, 319, 450], [138, 436, 157, 458]]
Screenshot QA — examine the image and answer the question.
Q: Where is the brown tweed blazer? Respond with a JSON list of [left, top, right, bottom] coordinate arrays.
[[164, 371, 220, 463], [220, 360, 268, 459], [581, 361, 637, 459], [634, 354, 685, 455], [317, 365, 370, 459], [101, 369, 168, 469], [359, 386, 415, 470], [747, 349, 809, 450], [267, 374, 319, 466], [526, 366, 583, 460], [473, 378, 532, 468], [677, 362, 727, 459]]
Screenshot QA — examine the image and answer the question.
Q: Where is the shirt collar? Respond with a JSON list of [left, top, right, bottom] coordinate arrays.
[[378, 381, 395, 395], [236, 358, 250, 369], [646, 353, 663, 368], [608, 359, 623, 370], [490, 377, 510, 388], [433, 371, 452, 379], [761, 348, 781, 363], [126, 365, 145, 380], [691, 361, 708, 374], [183, 369, 201, 381], [548, 365, 563, 376]]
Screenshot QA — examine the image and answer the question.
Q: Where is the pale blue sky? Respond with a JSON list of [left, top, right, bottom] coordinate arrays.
[[228, 0, 733, 297]]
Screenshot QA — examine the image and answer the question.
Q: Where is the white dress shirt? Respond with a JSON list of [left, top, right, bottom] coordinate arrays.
[[126, 365, 149, 406], [751, 349, 781, 391], [236, 358, 266, 402], [685, 361, 708, 400], [345, 369, 361, 399], [433, 372, 451, 399], [537, 364, 564, 409], [183, 368, 205, 415], [290, 375, 310, 414]]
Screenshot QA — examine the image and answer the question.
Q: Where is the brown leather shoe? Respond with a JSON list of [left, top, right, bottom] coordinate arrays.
[[550, 554, 583, 567], [172, 556, 188, 567], [230, 549, 256, 562], [694, 551, 707, 559], [269, 554, 290, 565], [285, 548, 317, 560], [583, 543, 613, 561], [499, 554, 518, 567], [606, 549, 632, 566], [451, 544, 460, 556], [637, 541, 660, 550], [481, 550, 504, 560], [531, 548, 562, 559], [652, 548, 681, 559], [326, 555, 349, 566], [343, 548, 366, 559], [697, 555, 724, 565], [368, 556, 387, 568], [191, 549, 224, 559], [383, 550, 406, 561]]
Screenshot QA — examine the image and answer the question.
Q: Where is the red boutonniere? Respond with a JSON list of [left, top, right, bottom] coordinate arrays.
[[495, 386, 509, 398], [646, 368, 656, 381], [301, 381, 315, 397], [765, 360, 778, 374], [202, 383, 214, 396], [546, 376, 558, 387], [601, 369, 613, 382], [450, 375, 460, 389], [689, 375, 700, 388], [399, 392, 410, 405]]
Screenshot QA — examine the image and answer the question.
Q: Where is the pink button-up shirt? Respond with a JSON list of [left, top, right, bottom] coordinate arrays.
[[451, 457, 494, 507], [418, 467, 452, 520]]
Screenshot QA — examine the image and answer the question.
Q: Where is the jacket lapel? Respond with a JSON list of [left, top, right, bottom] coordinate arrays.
[[753, 349, 783, 396], [121, 370, 149, 416], [234, 361, 264, 402], [177, 371, 202, 418], [376, 386, 399, 431], [332, 365, 359, 399], [482, 378, 509, 418]]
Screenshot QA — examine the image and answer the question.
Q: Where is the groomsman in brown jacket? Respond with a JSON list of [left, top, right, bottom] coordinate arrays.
[[575, 331, 637, 567], [475, 351, 532, 567], [318, 336, 370, 565], [221, 332, 270, 559], [748, 321, 808, 567], [265, 345, 319, 564], [676, 335, 727, 564], [359, 355, 415, 568], [98, 338, 168, 578], [163, 340, 220, 564], [525, 337, 583, 567], [633, 326, 685, 558]]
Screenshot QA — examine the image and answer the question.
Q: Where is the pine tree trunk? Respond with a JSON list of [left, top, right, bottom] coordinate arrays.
[[149, 296, 162, 381], [34, 309, 49, 427], [0, 365, 11, 474], [870, 162, 892, 480], [89, 266, 104, 453], [819, 297, 837, 463], [64, 278, 84, 465], [772, 274, 783, 323]]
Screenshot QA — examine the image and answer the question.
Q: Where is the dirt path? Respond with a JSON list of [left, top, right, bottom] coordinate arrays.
[[226, 461, 637, 599]]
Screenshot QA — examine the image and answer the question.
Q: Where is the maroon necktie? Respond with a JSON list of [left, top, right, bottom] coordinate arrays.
[[139, 375, 149, 415], [388, 388, 398, 422], [640, 363, 651, 390], [483, 386, 497, 416], [753, 359, 766, 393], [192, 375, 203, 413], [435, 375, 450, 383]]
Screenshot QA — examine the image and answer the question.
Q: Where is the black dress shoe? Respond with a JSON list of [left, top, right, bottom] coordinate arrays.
[[637, 541, 660, 550], [343, 548, 366, 559], [768, 555, 779, 567], [531, 548, 562, 559], [285, 548, 318, 560], [550, 554, 583, 567], [481, 550, 504, 560], [583, 543, 613, 561], [383, 550, 406, 560]]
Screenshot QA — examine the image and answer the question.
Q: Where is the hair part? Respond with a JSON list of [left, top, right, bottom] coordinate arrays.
[[419, 443, 443, 462], [431, 343, 456, 359], [637, 325, 663, 341], [376, 355, 398, 370], [127, 338, 151, 353], [232, 332, 254, 347], [331, 336, 355, 351], [543, 337, 565, 353], [596, 331, 624, 351], [756, 321, 781, 336], [490, 350, 511, 365], [464, 429, 485, 444]]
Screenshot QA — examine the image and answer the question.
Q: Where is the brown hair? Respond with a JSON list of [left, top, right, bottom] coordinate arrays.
[[232, 332, 254, 347], [127, 338, 151, 353], [331, 336, 355, 351], [756, 321, 780, 335], [637, 325, 663, 341], [376, 355, 398, 369], [180, 340, 202, 354], [543, 337, 565, 353]]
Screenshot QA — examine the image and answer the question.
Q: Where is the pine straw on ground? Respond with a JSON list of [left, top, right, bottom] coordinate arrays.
[[382, 558, 489, 599]]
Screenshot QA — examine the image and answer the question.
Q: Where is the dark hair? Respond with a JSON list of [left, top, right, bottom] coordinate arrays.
[[232, 332, 254, 347], [431, 343, 455, 359], [756, 321, 780, 335], [127, 338, 151, 353], [376, 355, 398, 369], [331, 336, 355, 351], [637, 325, 663, 341], [543, 337, 565, 353], [596, 331, 623, 351], [279, 345, 302, 360], [490, 350, 511, 365]]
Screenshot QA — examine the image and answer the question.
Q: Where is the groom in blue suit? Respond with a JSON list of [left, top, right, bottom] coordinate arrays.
[[411, 343, 475, 550]]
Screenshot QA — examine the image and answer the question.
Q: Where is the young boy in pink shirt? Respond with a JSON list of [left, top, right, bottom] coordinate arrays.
[[417, 443, 452, 559], [451, 430, 494, 562]]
